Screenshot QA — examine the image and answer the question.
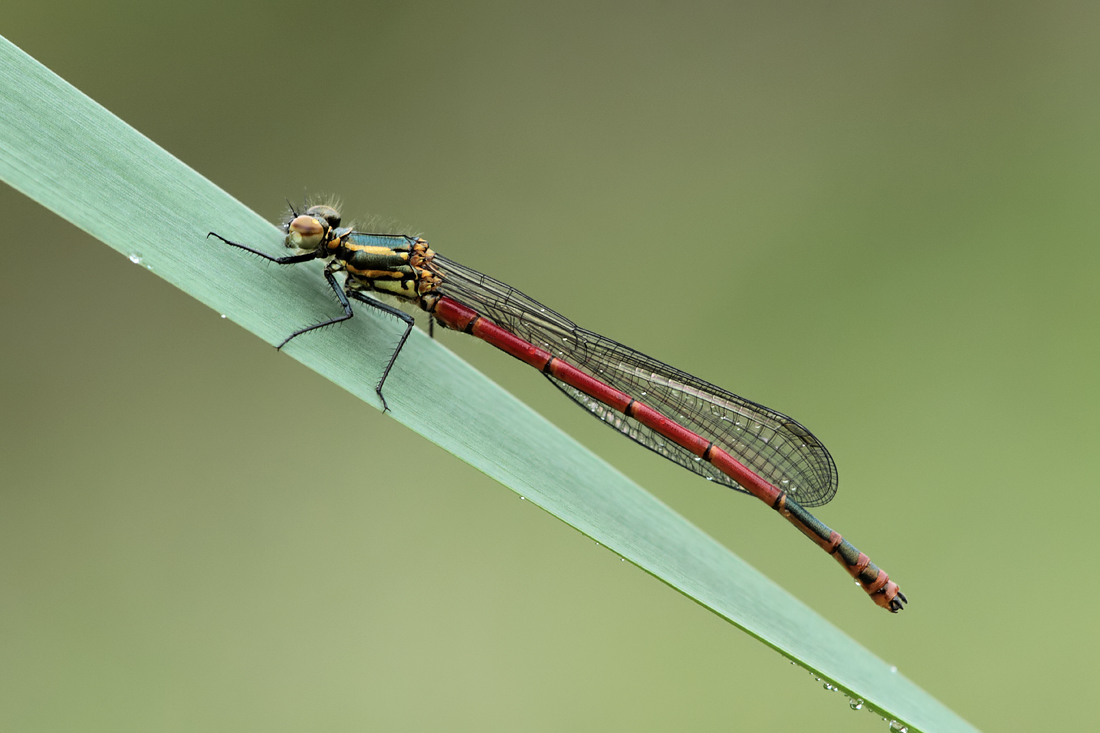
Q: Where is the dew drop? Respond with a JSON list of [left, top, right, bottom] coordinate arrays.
[[128, 252, 143, 264], [220, 314, 227, 319], [890, 666, 898, 674], [848, 697, 864, 711]]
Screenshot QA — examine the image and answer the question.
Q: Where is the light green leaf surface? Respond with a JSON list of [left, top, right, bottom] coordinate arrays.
[[0, 36, 976, 733]]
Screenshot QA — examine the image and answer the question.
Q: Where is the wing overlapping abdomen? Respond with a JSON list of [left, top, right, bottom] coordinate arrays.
[[432, 254, 838, 507]]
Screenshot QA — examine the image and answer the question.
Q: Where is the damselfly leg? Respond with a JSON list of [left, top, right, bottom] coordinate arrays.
[[206, 231, 415, 412]]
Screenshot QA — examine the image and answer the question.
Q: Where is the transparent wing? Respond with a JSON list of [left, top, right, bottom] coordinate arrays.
[[432, 254, 838, 507]]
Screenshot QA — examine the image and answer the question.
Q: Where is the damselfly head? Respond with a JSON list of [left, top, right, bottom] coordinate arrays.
[[304, 204, 341, 229], [282, 205, 342, 251], [284, 214, 328, 251]]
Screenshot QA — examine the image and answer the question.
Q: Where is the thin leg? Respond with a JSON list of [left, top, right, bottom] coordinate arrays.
[[206, 232, 319, 265], [429, 316, 435, 339], [275, 267, 355, 349], [348, 291, 415, 413], [210, 230, 414, 412], [209, 231, 352, 351]]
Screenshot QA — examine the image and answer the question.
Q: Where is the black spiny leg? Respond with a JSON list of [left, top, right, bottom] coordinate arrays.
[[208, 231, 414, 413], [348, 291, 415, 413], [206, 232, 319, 265], [208, 230, 352, 348], [275, 265, 355, 349]]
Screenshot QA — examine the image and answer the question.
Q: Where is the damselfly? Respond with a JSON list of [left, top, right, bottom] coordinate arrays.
[[208, 204, 906, 612]]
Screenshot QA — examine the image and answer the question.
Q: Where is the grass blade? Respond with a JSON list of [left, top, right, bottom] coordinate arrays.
[[0, 34, 976, 733]]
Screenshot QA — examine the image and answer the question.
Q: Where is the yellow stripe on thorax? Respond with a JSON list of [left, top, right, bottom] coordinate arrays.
[[343, 242, 408, 258]]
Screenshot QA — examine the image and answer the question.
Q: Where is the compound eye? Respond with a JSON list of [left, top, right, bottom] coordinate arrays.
[[286, 215, 326, 251], [304, 205, 341, 229]]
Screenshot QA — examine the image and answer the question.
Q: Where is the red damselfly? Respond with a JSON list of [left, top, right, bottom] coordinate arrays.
[[208, 204, 906, 612]]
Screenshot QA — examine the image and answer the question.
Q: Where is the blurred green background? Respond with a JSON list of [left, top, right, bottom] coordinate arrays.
[[2, 1, 1097, 730]]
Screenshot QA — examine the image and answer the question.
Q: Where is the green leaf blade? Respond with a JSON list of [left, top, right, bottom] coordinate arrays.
[[0, 34, 977, 733]]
